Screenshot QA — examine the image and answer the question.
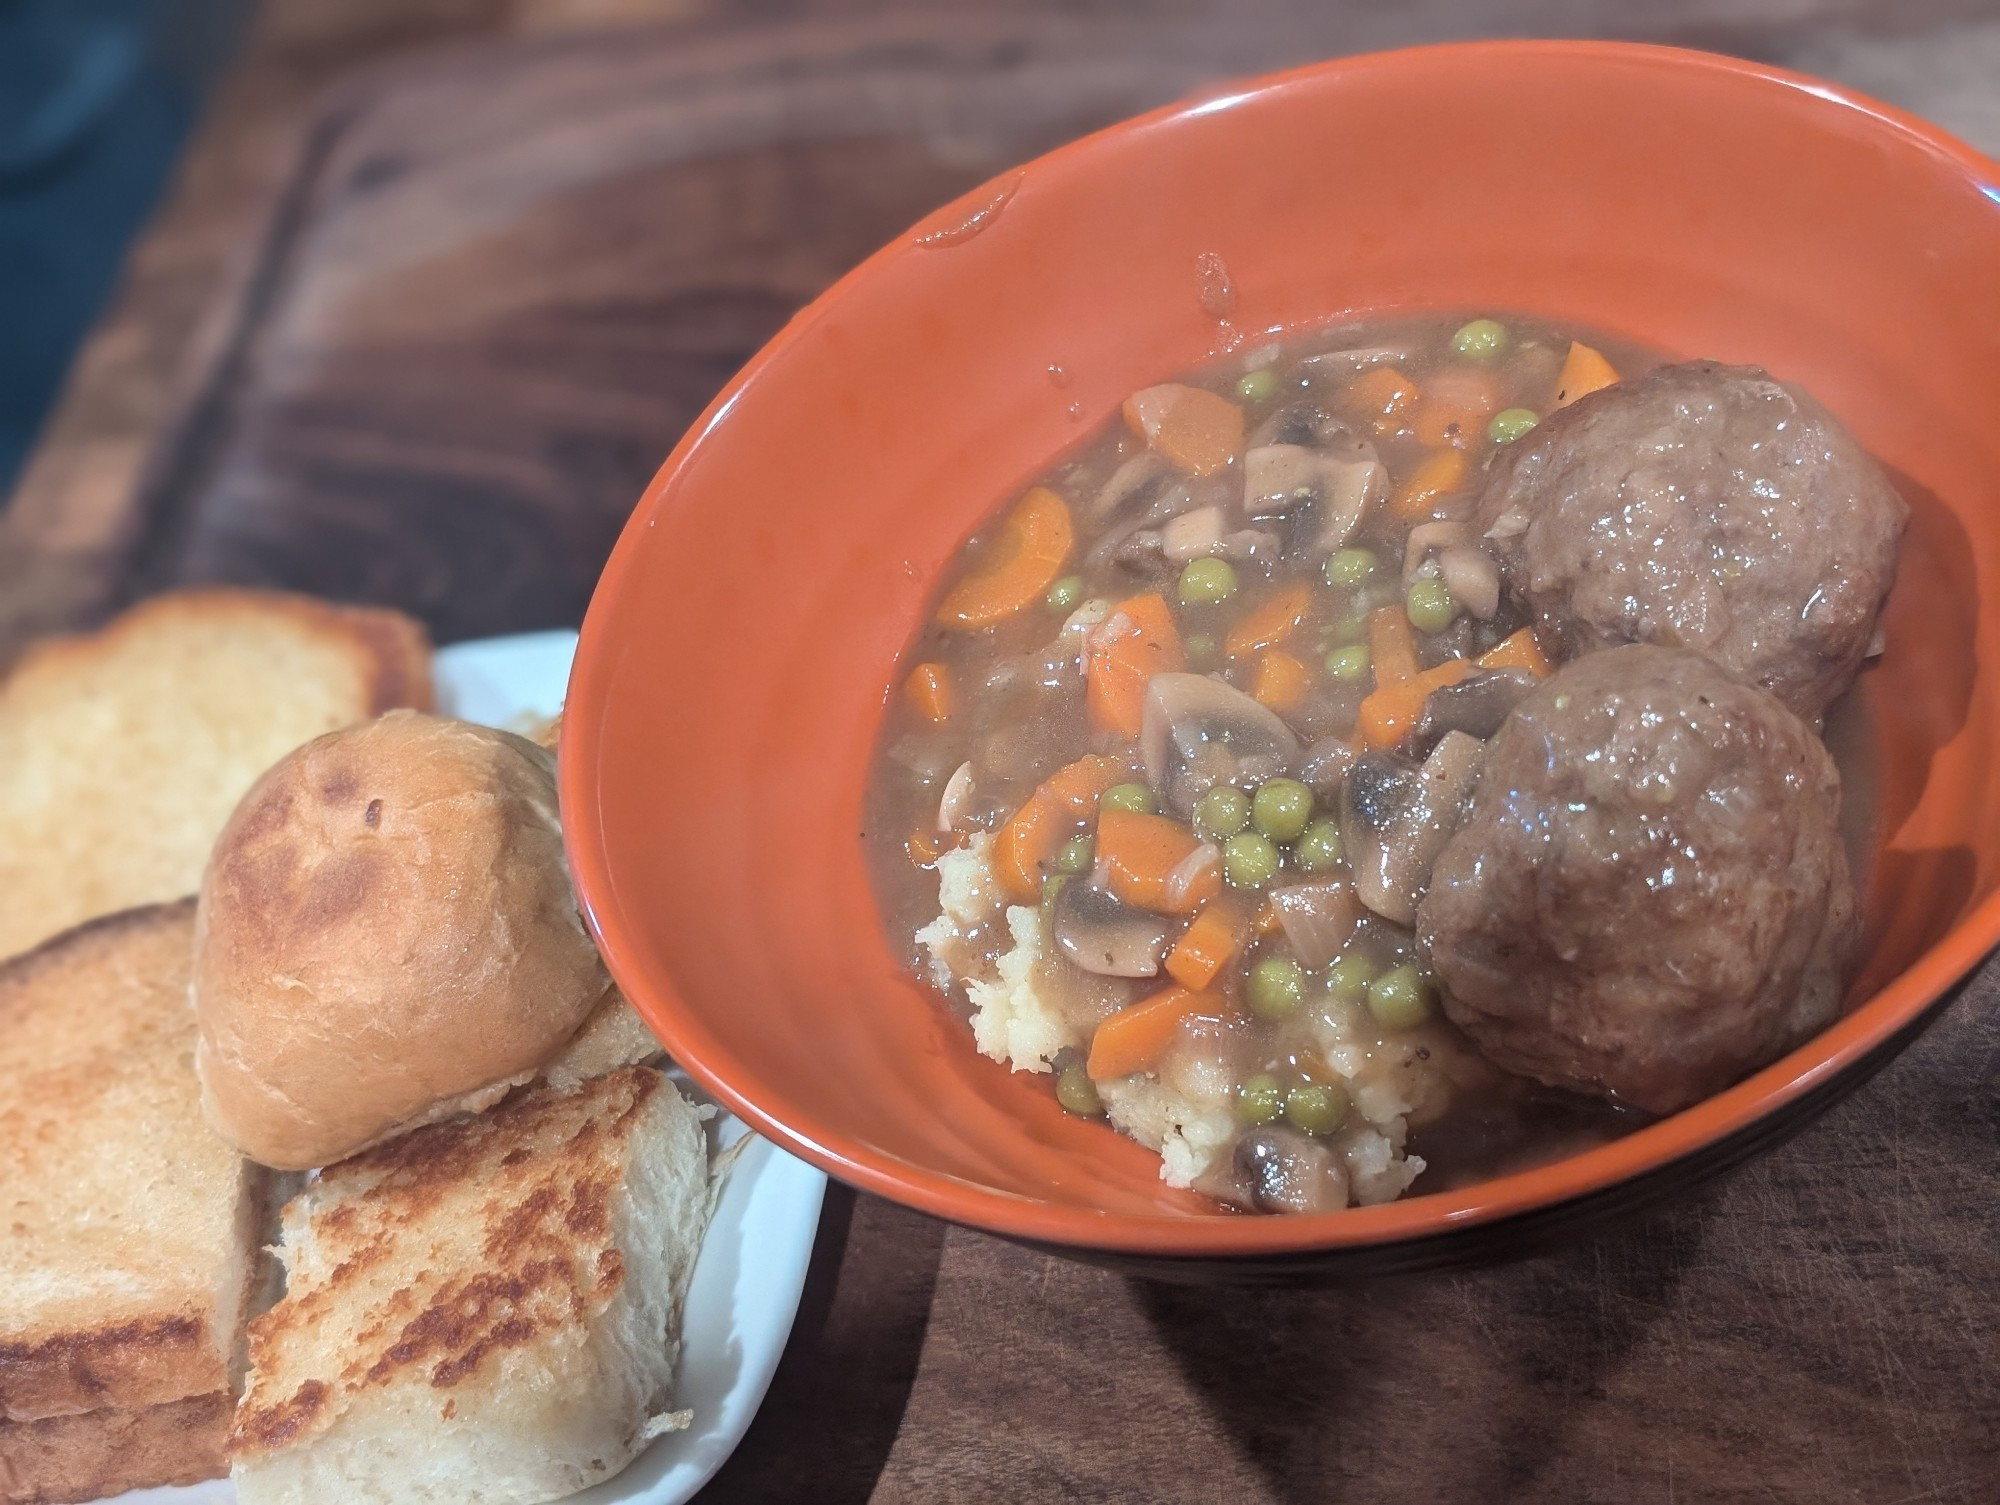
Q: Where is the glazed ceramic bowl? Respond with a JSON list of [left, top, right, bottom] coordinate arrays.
[[563, 41, 2000, 1276]]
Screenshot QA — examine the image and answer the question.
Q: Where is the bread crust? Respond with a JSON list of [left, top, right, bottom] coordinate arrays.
[[0, 1392, 231, 1504], [194, 711, 608, 1170], [0, 904, 268, 1423]]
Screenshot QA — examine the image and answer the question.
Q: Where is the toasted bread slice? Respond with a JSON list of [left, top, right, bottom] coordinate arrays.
[[0, 1393, 233, 1504], [230, 1066, 711, 1505], [0, 902, 268, 1432], [0, 588, 431, 961]]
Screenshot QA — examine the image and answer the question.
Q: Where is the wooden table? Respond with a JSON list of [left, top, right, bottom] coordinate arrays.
[[7, 4, 1997, 1500]]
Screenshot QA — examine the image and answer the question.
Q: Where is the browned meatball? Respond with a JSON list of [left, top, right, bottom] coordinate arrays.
[[1418, 646, 1855, 1114], [1475, 362, 1906, 723]]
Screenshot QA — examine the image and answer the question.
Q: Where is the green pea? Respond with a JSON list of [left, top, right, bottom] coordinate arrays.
[[1041, 874, 1068, 921], [1222, 831, 1281, 889], [1324, 644, 1372, 683], [1452, 318, 1510, 360], [1177, 557, 1239, 607], [1185, 631, 1218, 663], [1056, 1063, 1104, 1117], [1236, 369, 1280, 405], [1487, 406, 1540, 444], [1284, 1082, 1351, 1136], [1237, 1073, 1284, 1125], [1046, 574, 1085, 612], [1324, 952, 1377, 1003], [1292, 818, 1343, 874], [1101, 782, 1155, 815], [1324, 547, 1380, 588], [1055, 833, 1095, 874], [1193, 785, 1252, 843], [1251, 778, 1314, 844], [1406, 577, 1458, 634], [1367, 963, 1435, 1031], [1248, 955, 1307, 1020]]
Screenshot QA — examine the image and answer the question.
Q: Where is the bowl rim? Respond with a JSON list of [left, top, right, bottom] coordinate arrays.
[[565, 37, 2000, 1256]]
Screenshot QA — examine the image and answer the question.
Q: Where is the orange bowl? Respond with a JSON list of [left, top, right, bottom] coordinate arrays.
[[563, 41, 2000, 1273]]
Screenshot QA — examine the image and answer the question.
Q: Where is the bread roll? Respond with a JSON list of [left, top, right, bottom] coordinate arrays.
[[195, 710, 608, 1170]]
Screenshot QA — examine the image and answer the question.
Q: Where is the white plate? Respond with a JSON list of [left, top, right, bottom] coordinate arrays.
[[104, 630, 826, 1505]]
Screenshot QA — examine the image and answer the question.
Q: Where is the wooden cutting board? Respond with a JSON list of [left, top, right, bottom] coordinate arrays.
[[10, 11, 1997, 1502]]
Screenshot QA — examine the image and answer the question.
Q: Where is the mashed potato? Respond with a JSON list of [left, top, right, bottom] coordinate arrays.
[[916, 835, 1427, 1204]]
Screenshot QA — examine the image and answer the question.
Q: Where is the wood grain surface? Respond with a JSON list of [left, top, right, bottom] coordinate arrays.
[[5, 6, 1999, 1502]]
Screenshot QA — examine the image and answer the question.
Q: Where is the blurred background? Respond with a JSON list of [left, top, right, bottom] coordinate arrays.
[[2, 0, 1996, 655]]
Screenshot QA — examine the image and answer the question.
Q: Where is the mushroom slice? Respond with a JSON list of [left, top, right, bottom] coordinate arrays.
[[1228, 1127, 1352, 1214], [1243, 444, 1324, 514], [1298, 737, 1357, 802], [1310, 454, 1388, 557], [1269, 881, 1363, 970], [1341, 730, 1485, 926], [1413, 668, 1539, 746], [937, 761, 977, 833], [1161, 506, 1227, 562], [1140, 673, 1302, 817], [1051, 881, 1173, 978], [1086, 450, 1168, 523]]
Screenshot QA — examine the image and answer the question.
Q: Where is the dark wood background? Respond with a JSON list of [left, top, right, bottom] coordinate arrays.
[[5, 3, 1997, 1500]]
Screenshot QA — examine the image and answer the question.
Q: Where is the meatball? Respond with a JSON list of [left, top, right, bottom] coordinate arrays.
[[1418, 646, 1855, 1114], [1475, 361, 1906, 723]]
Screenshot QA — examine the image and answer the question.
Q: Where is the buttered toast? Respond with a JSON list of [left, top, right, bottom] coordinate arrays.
[[229, 1065, 711, 1505], [0, 902, 269, 1503], [0, 589, 430, 961]]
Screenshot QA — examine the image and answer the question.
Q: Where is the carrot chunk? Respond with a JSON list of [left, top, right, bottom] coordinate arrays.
[[1087, 985, 1215, 1080], [1341, 365, 1421, 433], [1389, 446, 1471, 521], [1367, 606, 1421, 686], [1097, 808, 1216, 914], [1477, 628, 1552, 679], [1552, 341, 1619, 407], [936, 486, 1074, 629], [1251, 647, 1311, 714], [1165, 896, 1249, 991], [1356, 657, 1475, 749], [1224, 583, 1313, 659], [991, 754, 1129, 902], [903, 662, 956, 722], [1085, 593, 1185, 736], [1123, 384, 1245, 476]]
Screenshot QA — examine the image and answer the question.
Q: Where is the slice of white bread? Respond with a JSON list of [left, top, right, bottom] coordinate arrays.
[[0, 588, 431, 961], [0, 1394, 234, 1504], [0, 902, 269, 1500], [229, 1065, 712, 1505]]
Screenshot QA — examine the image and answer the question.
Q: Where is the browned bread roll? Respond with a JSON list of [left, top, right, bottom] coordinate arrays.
[[193, 710, 608, 1170]]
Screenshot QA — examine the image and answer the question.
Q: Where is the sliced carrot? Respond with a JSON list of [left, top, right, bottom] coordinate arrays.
[[1123, 384, 1244, 477], [1552, 341, 1619, 407], [1478, 628, 1552, 679], [1085, 593, 1185, 736], [990, 754, 1129, 902], [1356, 657, 1475, 749], [936, 486, 1074, 630], [1389, 446, 1472, 521], [1087, 985, 1215, 1080], [903, 662, 956, 722], [906, 826, 958, 868], [1412, 365, 1501, 447], [1165, 896, 1249, 991], [1341, 365, 1421, 434], [1224, 583, 1312, 659], [1097, 808, 1217, 914], [1367, 606, 1421, 686], [1251, 647, 1312, 714]]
